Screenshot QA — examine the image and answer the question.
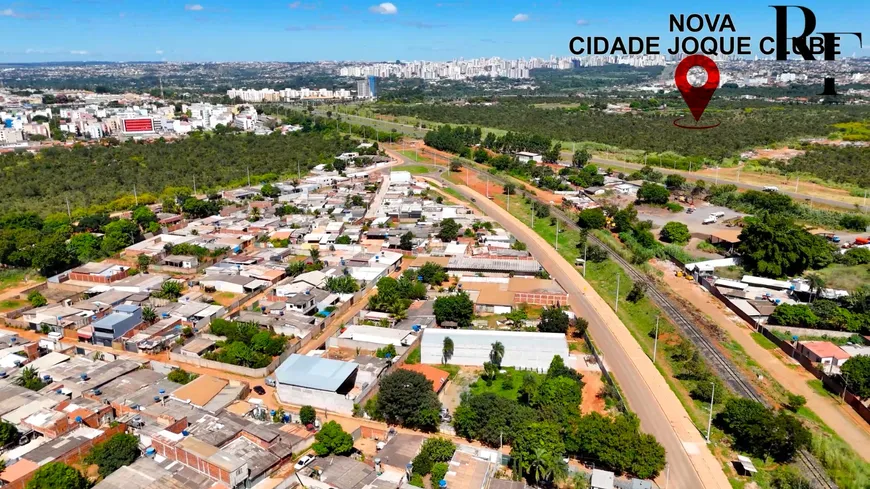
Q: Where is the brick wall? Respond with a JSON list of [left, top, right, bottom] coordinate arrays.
[[513, 292, 568, 307]]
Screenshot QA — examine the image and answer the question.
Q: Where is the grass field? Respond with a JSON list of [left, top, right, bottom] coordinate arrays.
[[750, 332, 779, 350], [810, 264, 870, 292], [434, 364, 460, 380], [0, 299, 26, 312], [398, 150, 433, 164], [469, 368, 538, 401], [395, 164, 431, 174]]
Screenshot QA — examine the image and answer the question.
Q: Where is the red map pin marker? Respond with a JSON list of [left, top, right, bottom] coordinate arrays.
[[674, 55, 720, 122]]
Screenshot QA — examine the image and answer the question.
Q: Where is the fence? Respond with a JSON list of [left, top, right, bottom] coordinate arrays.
[[582, 329, 627, 413], [699, 276, 870, 425]]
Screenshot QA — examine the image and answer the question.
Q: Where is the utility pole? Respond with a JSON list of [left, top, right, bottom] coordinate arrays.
[[653, 316, 660, 363], [247, 166, 251, 187], [486, 175, 489, 198], [583, 244, 587, 278], [795, 175, 800, 193], [133, 185, 138, 206], [193, 176, 197, 196], [65, 197, 72, 219], [615, 274, 621, 314], [706, 381, 715, 443]]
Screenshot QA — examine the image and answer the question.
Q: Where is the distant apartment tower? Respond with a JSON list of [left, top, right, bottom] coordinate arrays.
[[356, 76, 377, 99]]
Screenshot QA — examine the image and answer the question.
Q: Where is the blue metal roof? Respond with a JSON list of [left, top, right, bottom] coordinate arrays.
[[115, 304, 140, 313], [274, 354, 358, 391], [93, 312, 131, 328]]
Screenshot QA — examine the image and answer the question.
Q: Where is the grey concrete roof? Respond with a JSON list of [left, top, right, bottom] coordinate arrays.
[[312, 456, 377, 489], [93, 457, 170, 489], [274, 354, 358, 391]]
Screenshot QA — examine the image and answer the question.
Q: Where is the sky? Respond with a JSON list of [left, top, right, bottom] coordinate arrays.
[[0, 0, 867, 62]]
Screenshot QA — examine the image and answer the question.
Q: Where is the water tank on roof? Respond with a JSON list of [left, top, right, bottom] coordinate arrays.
[[439, 481, 447, 489], [154, 396, 160, 402], [94, 389, 102, 395], [42, 375, 52, 382], [162, 312, 170, 318], [75, 416, 83, 423], [80, 373, 88, 380], [145, 447, 156, 457], [159, 389, 165, 394], [182, 430, 189, 436]]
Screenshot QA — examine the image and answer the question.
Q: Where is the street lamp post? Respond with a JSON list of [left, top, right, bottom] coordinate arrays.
[[706, 381, 715, 443], [583, 243, 587, 278], [615, 273, 621, 314]]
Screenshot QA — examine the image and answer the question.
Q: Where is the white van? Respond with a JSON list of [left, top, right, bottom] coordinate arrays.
[[763, 186, 779, 192], [711, 211, 725, 218], [703, 216, 717, 225]]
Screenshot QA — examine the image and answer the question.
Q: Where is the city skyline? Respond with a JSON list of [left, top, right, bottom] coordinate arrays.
[[0, 0, 867, 63]]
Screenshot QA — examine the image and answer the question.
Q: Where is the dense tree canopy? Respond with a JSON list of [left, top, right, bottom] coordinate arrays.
[[377, 369, 442, 432], [538, 305, 570, 334], [84, 433, 140, 478], [716, 398, 811, 462], [313, 421, 354, 456], [841, 355, 870, 398], [738, 215, 833, 278], [433, 292, 475, 328], [25, 462, 89, 489], [659, 221, 690, 244]]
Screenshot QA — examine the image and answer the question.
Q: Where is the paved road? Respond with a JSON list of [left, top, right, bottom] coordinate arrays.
[[434, 177, 731, 489]]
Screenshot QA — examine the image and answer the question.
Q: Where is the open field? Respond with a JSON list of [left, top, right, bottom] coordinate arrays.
[[810, 264, 870, 291], [395, 164, 431, 174]]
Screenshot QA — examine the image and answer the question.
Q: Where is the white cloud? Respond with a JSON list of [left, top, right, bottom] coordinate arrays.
[[184, 4, 204, 11], [369, 2, 397, 15], [0, 8, 15, 16], [156, 49, 164, 54], [576, 19, 589, 26], [69, 50, 89, 55], [512, 13, 529, 22]]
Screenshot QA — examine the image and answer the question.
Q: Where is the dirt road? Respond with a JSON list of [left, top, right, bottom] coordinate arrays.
[[653, 260, 870, 462], [441, 180, 731, 489]]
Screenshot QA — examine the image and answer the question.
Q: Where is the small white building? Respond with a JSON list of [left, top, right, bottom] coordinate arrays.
[[515, 152, 542, 164]]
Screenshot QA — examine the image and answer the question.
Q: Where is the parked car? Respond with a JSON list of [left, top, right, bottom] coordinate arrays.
[[265, 376, 276, 387], [703, 216, 717, 225], [295, 455, 315, 471], [763, 186, 779, 192], [253, 385, 266, 395]]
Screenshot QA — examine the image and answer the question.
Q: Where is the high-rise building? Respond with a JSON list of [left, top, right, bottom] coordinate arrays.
[[367, 76, 377, 98]]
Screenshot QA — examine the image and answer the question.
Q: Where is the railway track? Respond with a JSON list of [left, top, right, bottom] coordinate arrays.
[[440, 163, 837, 489]]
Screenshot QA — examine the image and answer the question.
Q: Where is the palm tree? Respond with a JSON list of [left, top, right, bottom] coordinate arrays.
[[532, 447, 554, 484], [142, 306, 157, 324], [490, 341, 505, 369], [807, 273, 826, 302], [14, 366, 45, 391], [442, 337, 454, 364]]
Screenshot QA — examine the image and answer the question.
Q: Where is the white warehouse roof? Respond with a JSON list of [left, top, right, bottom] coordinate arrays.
[[420, 329, 569, 372], [339, 325, 413, 346]]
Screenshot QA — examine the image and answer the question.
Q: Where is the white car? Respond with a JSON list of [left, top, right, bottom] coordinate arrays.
[[763, 186, 779, 192], [703, 216, 717, 225], [295, 455, 315, 471]]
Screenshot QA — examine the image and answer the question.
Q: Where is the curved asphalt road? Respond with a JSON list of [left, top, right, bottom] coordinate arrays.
[[446, 180, 731, 489]]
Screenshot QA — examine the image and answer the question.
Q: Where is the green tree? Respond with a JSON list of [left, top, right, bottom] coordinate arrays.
[[665, 174, 686, 189], [376, 369, 442, 432], [489, 341, 505, 369], [738, 215, 833, 278], [142, 306, 157, 324], [438, 218, 461, 242], [716, 398, 811, 462], [0, 420, 19, 446], [137, 254, 151, 272], [335, 235, 352, 245], [67, 233, 103, 263], [326, 275, 360, 294], [538, 305, 569, 334], [503, 182, 517, 195], [442, 336, 454, 363], [285, 260, 306, 277], [25, 462, 89, 489], [158, 280, 183, 299], [399, 231, 415, 251], [511, 422, 565, 483], [841, 355, 870, 398], [577, 208, 607, 229], [659, 221, 690, 244], [85, 433, 140, 477], [15, 366, 47, 391], [312, 421, 354, 456], [28, 290, 47, 307], [260, 183, 280, 198], [433, 292, 475, 328], [300, 405, 316, 425], [771, 465, 812, 489], [572, 149, 591, 168], [418, 262, 448, 285], [636, 182, 670, 205], [132, 206, 157, 228], [167, 368, 196, 385]]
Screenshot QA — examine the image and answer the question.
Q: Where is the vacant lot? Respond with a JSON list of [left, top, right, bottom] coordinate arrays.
[[811, 264, 870, 291]]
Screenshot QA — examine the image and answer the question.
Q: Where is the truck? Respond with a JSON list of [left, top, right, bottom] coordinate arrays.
[[703, 216, 718, 225], [710, 211, 726, 218]]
